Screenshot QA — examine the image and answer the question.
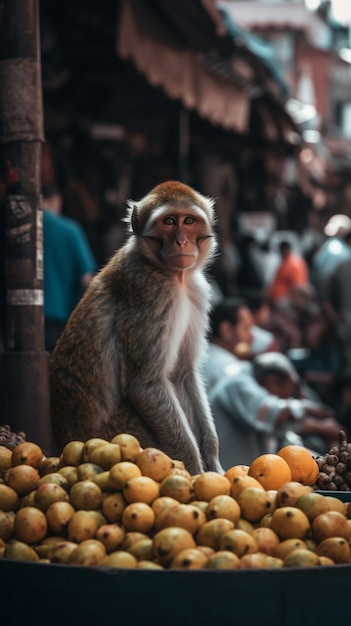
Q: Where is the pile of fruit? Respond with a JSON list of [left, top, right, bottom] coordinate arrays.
[[314, 430, 351, 491], [1, 433, 351, 570]]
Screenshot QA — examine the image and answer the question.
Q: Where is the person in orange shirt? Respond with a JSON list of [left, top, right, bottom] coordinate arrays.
[[269, 240, 309, 304]]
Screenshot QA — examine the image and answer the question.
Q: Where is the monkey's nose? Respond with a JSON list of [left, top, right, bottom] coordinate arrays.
[[175, 230, 187, 245]]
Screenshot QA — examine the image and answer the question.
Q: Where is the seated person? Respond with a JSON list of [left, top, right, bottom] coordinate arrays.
[[203, 298, 342, 470]]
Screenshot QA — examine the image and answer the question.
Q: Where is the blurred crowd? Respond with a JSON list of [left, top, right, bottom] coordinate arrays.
[[205, 213, 351, 467]]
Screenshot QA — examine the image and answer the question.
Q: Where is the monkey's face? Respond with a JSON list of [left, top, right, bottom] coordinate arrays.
[[144, 206, 213, 272]]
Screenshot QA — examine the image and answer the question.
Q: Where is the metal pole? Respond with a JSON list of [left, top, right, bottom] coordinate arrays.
[[0, 0, 52, 453]]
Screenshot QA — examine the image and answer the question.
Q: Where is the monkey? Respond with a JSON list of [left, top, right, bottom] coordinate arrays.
[[49, 180, 223, 475]]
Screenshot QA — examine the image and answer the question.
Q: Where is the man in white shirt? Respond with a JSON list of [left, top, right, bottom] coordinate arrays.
[[203, 298, 341, 469]]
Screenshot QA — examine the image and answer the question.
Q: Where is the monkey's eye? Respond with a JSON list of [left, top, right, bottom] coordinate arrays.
[[184, 216, 196, 224], [163, 217, 176, 225]]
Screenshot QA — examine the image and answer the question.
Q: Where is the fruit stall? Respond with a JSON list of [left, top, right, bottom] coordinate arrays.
[[1, 557, 351, 626], [1, 429, 351, 626]]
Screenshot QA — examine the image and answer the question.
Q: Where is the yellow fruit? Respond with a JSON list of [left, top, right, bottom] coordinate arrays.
[[224, 465, 249, 483], [91, 471, 112, 492], [236, 519, 256, 534], [192, 472, 231, 501], [128, 538, 154, 561], [266, 490, 278, 513], [11, 441, 44, 468], [324, 496, 346, 515], [58, 466, 79, 488], [219, 529, 258, 557], [316, 537, 350, 564], [102, 492, 127, 523], [170, 548, 208, 569], [38, 472, 68, 489], [46, 501, 75, 534], [110, 434, 141, 462], [319, 555, 335, 566], [81, 438, 108, 462], [77, 462, 104, 481], [122, 502, 155, 533], [87, 510, 106, 529], [0, 510, 15, 541], [151, 496, 179, 517], [206, 495, 241, 523], [67, 539, 106, 566], [312, 510, 350, 542], [192, 501, 209, 514], [240, 553, 270, 569], [0, 446, 12, 472], [237, 487, 273, 522], [168, 467, 192, 480], [68, 510, 98, 542], [276, 481, 311, 508], [34, 483, 70, 512], [271, 506, 310, 540], [35, 536, 67, 559], [264, 556, 284, 569], [259, 513, 273, 529], [121, 532, 150, 550], [197, 545, 215, 558], [153, 527, 196, 566], [123, 475, 160, 504], [295, 492, 330, 521], [204, 551, 240, 569], [155, 503, 206, 534], [96, 524, 125, 554], [171, 459, 185, 470], [277, 444, 319, 486], [283, 548, 320, 567], [90, 443, 121, 470], [195, 518, 234, 550], [4, 540, 39, 562], [6, 464, 40, 495], [136, 448, 173, 481], [138, 561, 164, 570], [100, 551, 138, 568], [61, 440, 84, 466], [108, 461, 142, 491], [230, 475, 264, 500], [69, 480, 102, 510], [0, 484, 20, 511], [39, 457, 61, 476], [274, 538, 307, 560], [159, 474, 193, 503], [251, 527, 280, 555], [14, 506, 48, 544], [248, 454, 292, 490], [21, 490, 37, 507], [49, 541, 78, 564]]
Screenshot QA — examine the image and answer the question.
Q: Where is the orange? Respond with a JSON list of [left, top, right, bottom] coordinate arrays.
[[276, 445, 319, 486], [224, 465, 249, 483], [248, 454, 292, 490]]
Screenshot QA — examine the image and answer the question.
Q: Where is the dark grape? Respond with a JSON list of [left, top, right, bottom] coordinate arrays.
[[313, 430, 351, 491], [0, 424, 26, 450]]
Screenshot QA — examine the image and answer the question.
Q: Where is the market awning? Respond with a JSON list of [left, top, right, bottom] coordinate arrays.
[[117, 0, 299, 146]]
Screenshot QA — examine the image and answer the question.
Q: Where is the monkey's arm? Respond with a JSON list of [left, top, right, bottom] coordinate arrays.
[[121, 368, 206, 475], [179, 370, 223, 474]]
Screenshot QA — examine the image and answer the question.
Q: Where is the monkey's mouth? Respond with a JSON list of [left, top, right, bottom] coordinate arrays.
[[165, 253, 197, 269]]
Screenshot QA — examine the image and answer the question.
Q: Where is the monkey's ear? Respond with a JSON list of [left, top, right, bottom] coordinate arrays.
[[124, 200, 139, 234], [131, 205, 139, 234]]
